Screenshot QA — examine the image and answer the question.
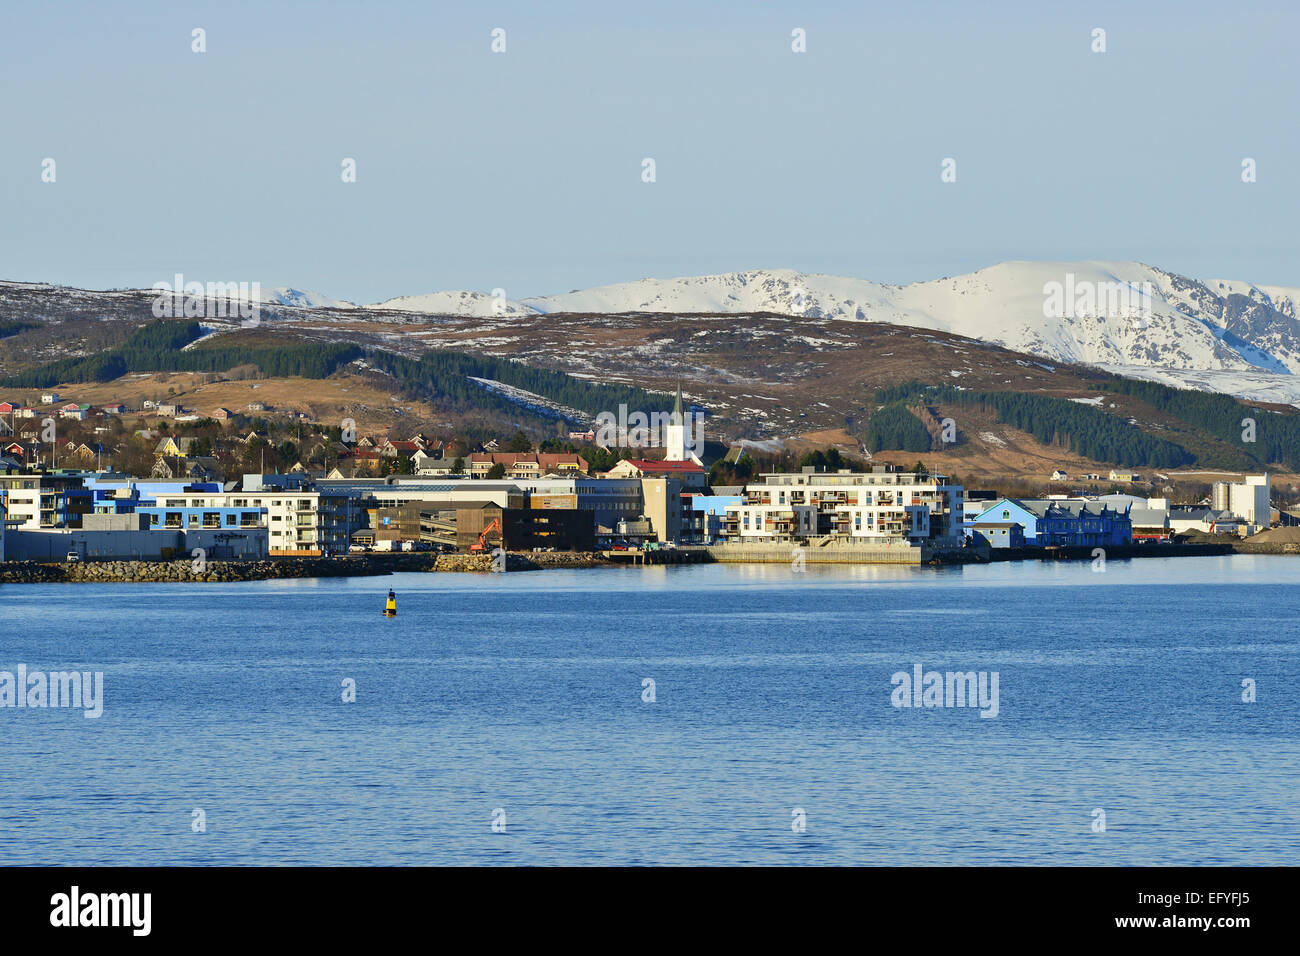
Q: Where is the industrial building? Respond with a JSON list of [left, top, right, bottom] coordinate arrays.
[[456, 505, 595, 552]]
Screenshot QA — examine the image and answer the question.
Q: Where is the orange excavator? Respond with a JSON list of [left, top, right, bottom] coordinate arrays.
[[469, 518, 502, 552]]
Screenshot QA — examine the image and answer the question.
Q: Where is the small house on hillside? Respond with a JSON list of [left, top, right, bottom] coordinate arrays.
[[155, 435, 200, 458]]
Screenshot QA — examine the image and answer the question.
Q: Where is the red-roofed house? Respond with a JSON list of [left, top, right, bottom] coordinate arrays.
[[3, 441, 35, 462], [605, 458, 708, 489], [381, 439, 421, 458]]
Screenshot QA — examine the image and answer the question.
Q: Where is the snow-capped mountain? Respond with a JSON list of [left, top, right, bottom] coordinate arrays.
[[371, 290, 534, 316], [528, 263, 1300, 376], [258, 287, 356, 310], [363, 262, 1300, 386]]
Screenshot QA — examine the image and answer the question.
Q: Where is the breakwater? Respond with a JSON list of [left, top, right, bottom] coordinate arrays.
[[0, 551, 612, 584], [1232, 539, 1300, 556]]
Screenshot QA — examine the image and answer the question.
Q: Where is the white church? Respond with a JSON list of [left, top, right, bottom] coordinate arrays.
[[663, 380, 704, 465]]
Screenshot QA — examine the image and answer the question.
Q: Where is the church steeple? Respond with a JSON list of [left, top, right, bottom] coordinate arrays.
[[665, 376, 694, 462]]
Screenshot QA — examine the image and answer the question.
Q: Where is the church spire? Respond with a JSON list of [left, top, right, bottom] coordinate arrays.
[[673, 378, 683, 423]]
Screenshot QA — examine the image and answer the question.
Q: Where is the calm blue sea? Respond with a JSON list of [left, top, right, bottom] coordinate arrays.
[[1, 554, 1297, 865]]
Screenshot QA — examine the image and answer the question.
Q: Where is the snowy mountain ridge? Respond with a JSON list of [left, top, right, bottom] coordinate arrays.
[[7, 260, 1300, 404], [363, 261, 1300, 382]]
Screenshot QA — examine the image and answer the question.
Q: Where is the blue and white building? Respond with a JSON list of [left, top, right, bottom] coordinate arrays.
[[970, 498, 1132, 547]]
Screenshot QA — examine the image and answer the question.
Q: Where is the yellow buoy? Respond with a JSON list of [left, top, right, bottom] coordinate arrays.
[[383, 589, 396, 617]]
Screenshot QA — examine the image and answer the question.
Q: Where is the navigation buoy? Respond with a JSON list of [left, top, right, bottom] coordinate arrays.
[[383, 589, 396, 618]]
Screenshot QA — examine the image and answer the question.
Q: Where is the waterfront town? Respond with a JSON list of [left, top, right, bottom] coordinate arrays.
[[0, 385, 1293, 570]]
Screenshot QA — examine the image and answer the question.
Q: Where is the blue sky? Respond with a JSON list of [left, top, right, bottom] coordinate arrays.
[[1, 0, 1296, 303]]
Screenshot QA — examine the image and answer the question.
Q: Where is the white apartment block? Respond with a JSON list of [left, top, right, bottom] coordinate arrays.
[[264, 492, 355, 554], [1, 481, 44, 530], [152, 490, 357, 555], [724, 467, 964, 543]]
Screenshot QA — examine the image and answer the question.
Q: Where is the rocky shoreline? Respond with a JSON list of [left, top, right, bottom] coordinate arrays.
[[0, 551, 613, 584]]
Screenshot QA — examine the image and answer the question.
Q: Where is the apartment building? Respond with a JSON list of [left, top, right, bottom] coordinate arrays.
[[79, 475, 222, 514], [265, 492, 355, 555], [137, 504, 266, 531], [0, 473, 93, 530], [724, 466, 964, 544], [144, 488, 359, 555], [682, 494, 744, 545]]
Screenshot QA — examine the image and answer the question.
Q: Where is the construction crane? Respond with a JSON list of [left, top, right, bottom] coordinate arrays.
[[469, 517, 502, 552]]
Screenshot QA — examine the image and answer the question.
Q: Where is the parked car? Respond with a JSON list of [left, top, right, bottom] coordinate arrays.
[[611, 543, 628, 551], [65, 551, 80, 563]]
